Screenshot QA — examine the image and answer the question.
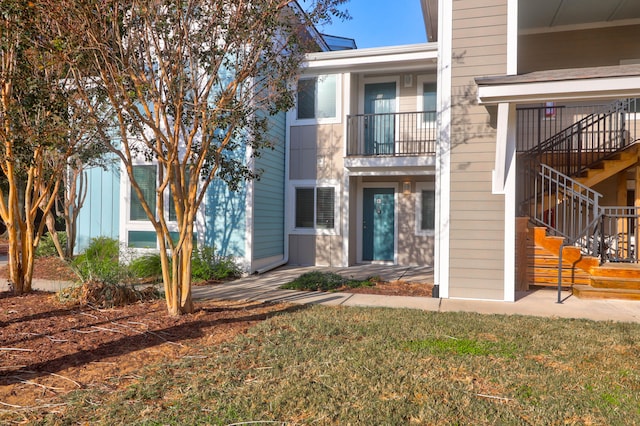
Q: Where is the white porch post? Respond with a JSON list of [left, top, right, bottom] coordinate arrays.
[[435, 0, 453, 298], [493, 102, 517, 301]]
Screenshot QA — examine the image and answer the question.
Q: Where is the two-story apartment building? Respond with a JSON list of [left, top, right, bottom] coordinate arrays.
[[75, 0, 640, 302], [286, 44, 438, 269], [287, 0, 640, 302]]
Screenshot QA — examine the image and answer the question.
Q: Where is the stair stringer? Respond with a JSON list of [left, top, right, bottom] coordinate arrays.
[[573, 144, 639, 189]]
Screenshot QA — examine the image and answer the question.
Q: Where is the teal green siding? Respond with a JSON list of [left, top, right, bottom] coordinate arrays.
[[253, 111, 286, 260], [76, 162, 120, 253], [205, 152, 248, 258]]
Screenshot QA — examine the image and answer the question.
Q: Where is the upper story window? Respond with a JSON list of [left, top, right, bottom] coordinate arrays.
[[295, 74, 340, 124], [417, 76, 437, 125]]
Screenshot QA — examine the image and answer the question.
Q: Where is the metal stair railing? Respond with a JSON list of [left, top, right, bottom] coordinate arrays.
[[522, 98, 637, 178], [519, 99, 640, 302], [524, 163, 602, 246], [598, 207, 640, 264]]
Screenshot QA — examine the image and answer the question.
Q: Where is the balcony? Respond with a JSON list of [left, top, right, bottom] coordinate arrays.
[[346, 111, 437, 157]]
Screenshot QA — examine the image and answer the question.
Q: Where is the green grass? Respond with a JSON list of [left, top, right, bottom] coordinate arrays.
[[41, 307, 640, 425]]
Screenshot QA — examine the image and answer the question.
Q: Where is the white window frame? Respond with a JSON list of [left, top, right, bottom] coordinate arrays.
[[293, 74, 342, 126], [415, 181, 435, 236], [288, 180, 340, 235], [123, 162, 181, 250], [417, 75, 437, 129]]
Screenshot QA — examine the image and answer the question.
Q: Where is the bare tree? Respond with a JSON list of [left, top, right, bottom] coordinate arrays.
[[55, 0, 347, 315]]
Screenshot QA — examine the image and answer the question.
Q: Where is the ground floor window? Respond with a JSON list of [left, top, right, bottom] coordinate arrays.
[[127, 163, 189, 249], [416, 182, 435, 235], [291, 181, 339, 234], [295, 187, 335, 229], [130, 165, 157, 221]]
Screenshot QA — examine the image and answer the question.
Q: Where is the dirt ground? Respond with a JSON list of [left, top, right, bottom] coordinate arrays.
[[0, 258, 431, 420]]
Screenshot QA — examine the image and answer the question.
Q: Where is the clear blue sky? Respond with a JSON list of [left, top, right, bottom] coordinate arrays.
[[319, 0, 427, 48]]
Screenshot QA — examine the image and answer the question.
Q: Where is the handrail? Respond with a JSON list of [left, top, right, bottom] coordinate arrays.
[[517, 103, 610, 152], [524, 163, 601, 241], [522, 98, 637, 178]]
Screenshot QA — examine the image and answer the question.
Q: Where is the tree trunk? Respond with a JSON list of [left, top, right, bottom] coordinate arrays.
[[62, 164, 86, 259], [179, 235, 194, 314], [159, 224, 195, 316], [44, 212, 65, 260], [7, 221, 24, 294]]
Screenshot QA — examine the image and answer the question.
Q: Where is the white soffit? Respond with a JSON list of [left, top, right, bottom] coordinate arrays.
[[519, 0, 640, 33]]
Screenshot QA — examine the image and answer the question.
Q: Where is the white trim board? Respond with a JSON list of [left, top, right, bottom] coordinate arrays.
[[477, 75, 640, 104]]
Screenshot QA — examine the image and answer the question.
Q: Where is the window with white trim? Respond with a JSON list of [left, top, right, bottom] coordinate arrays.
[[129, 164, 183, 223], [417, 76, 437, 126], [295, 74, 339, 123], [130, 165, 156, 221], [294, 186, 336, 231], [416, 182, 435, 235]]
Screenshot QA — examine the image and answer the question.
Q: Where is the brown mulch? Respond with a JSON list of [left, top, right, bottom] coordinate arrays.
[[0, 256, 79, 282], [0, 291, 295, 416], [340, 280, 433, 297], [0, 258, 432, 419]]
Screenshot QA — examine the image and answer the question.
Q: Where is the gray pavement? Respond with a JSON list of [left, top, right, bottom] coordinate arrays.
[[192, 265, 640, 323], [2, 260, 639, 323]]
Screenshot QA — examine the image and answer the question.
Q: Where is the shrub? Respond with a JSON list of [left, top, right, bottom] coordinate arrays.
[[191, 246, 241, 282], [129, 253, 163, 279], [72, 237, 129, 284], [127, 246, 241, 283], [281, 271, 377, 292], [35, 232, 67, 258]]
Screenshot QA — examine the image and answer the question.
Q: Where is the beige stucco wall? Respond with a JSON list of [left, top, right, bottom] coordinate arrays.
[[519, 24, 640, 73], [288, 71, 437, 268], [289, 124, 344, 181], [448, 0, 508, 300], [289, 121, 344, 266]]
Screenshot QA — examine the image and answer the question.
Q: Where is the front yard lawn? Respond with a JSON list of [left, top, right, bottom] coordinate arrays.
[[45, 305, 640, 425]]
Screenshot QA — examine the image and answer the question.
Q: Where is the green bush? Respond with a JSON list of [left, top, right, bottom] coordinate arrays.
[[281, 271, 376, 292], [35, 232, 67, 258], [72, 237, 130, 284], [127, 246, 241, 283], [191, 246, 241, 282], [129, 253, 163, 279]]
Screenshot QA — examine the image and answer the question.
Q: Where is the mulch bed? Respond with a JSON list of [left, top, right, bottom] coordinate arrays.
[[0, 291, 293, 416]]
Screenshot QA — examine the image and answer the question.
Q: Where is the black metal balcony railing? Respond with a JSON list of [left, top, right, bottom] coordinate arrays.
[[520, 98, 639, 179], [516, 99, 639, 154], [346, 111, 437, 156]]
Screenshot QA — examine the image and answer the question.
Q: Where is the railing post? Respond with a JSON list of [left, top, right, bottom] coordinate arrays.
[[346, 115, 351, 156], [621, 108, 627, 147], [557, 241, 566, 304]]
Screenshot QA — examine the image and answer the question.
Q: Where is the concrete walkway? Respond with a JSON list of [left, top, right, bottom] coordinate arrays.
[[193, 265, 640, 324], [2, 260, 639, 323]]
